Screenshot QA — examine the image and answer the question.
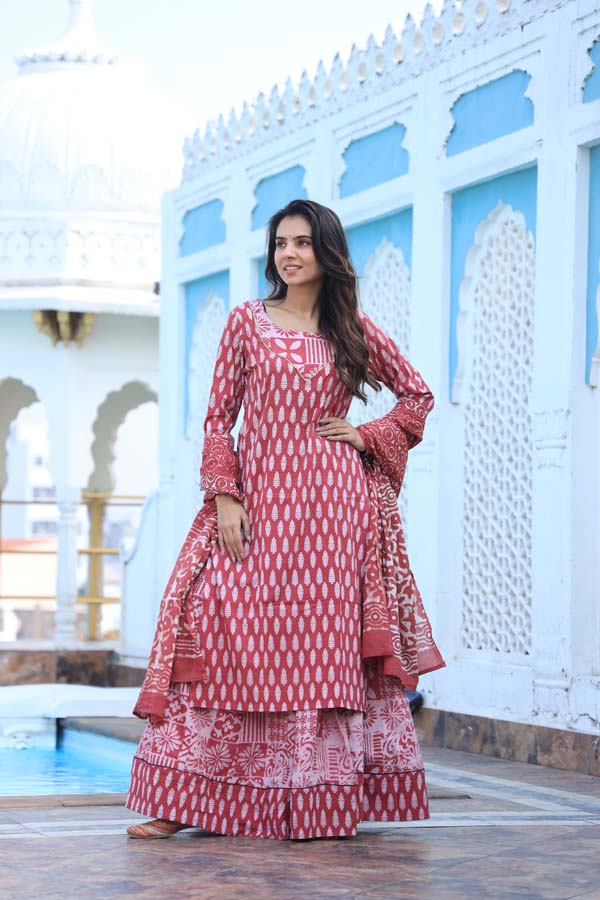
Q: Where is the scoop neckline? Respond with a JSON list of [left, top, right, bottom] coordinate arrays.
[[256, 299, 325, 337]]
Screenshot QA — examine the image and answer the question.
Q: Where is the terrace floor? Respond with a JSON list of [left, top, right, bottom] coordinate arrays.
[[1, 746, 599, 900]]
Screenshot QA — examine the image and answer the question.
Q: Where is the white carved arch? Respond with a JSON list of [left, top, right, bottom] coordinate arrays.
[[87, 381, 157, 493], [456, 201, 536, 656], [351, 236, 411, 427], [187, 292, 228, 507], [453, 201, 535, 404], [0, 378, 38, 493], [350, 237, 411, 521]]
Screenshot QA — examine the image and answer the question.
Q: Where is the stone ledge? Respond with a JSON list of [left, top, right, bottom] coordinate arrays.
[[414, 707, 600, 776], [0, 793, 127, 809], [0, 648, 145, 687]]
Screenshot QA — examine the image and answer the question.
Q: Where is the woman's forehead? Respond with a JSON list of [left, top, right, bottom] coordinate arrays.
[[276, 215, 312, 238]]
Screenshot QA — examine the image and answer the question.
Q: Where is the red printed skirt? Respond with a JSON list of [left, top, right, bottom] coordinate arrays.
[[126, 665, 429, 840]]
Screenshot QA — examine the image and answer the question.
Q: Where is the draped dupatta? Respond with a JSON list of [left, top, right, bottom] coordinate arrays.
[[358, 437, 445, 689], [354, 311, 445, 690], [133, 306, 444, 724]]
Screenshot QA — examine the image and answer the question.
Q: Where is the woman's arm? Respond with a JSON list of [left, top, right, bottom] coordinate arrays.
[[199, 304, 246, 502], [355, 311, 434, 493]]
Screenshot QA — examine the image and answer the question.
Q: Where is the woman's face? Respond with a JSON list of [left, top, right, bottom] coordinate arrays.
[[274, 215, 324, 290]]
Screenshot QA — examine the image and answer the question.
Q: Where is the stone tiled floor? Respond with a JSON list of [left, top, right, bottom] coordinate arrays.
[[1, 747, 599, 900]]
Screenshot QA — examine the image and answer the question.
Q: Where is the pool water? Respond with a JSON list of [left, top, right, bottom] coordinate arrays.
[[0, 728, 136, 796]]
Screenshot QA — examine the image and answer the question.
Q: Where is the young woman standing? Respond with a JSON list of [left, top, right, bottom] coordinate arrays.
[[126, 199, 444, 841]]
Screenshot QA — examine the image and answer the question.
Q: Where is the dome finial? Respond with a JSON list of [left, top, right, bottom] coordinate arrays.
[[64, 0, 96, 40], [16, 0, 118, 72]]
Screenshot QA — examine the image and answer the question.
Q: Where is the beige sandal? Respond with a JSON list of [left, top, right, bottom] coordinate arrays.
[[127, 818, 191, 839]]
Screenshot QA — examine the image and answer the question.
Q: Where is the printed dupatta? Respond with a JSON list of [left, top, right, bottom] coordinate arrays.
[[358, 441, 445, 688], [133, 307, 445, 723], [352, 308, 446, 687]]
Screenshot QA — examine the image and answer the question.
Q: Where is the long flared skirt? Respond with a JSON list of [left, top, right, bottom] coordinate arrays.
[[126, 665, 429, 840]]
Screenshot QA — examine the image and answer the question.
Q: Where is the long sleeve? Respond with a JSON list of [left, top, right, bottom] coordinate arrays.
[[199, 304, 246, 503], [355, 311, 434, 494]]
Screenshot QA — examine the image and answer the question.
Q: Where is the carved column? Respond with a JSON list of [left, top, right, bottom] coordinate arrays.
[[54, 486, 80, 645], [407, 67, 447, 662], [528, 19, 578, 727], [531, 408, 571, 721]]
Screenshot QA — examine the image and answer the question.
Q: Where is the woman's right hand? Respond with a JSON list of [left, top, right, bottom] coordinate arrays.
[[215, 494, 251, 563]]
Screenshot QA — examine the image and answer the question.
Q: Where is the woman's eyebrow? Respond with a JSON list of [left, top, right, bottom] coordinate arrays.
[[275, 234, 312, 240]]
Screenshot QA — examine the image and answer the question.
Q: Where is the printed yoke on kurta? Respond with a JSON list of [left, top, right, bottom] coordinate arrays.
[[127, 298, 442, 839]]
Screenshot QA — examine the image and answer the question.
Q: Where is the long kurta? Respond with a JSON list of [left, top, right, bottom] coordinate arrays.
[[126, 298, 443, 840]]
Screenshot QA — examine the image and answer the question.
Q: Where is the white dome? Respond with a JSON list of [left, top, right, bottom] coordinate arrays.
[[0, 0, 185, 211], [0, 66, 182, 212], [0, 0, 190, 314]]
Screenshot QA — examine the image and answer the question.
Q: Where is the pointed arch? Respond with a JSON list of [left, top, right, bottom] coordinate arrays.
[[456, 201, 536, 655], [87, 381, 157, 493], [350, 237, 411, 428], [350, 237, 411, 522], [0, 378, 38, 493]]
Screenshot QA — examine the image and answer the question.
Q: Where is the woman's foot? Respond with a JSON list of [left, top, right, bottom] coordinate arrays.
[[127, 818, 191, 839]]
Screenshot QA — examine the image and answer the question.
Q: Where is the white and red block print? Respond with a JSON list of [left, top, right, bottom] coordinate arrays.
[[126, 668, 430, 840], [128, 300, 438, 838]]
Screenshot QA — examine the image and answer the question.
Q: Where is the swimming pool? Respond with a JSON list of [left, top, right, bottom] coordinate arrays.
[[0, 728, 136, 796]]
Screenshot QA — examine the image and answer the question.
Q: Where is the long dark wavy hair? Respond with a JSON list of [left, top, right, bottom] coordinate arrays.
[[264, 199, 381, 404]]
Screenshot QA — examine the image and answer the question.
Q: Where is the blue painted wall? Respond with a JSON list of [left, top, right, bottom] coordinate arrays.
[[346, 209, 413, 278], [339, 123, 409, 198], [179, 199, 226, 257], [446, 70, 534, 157], [251, 166, 307, 230], [450, 167, 537, 398], [586, 145, 600, 384], [256, 254, 268, 299], [184, 270, 230, 427], [583, 39, 600, 103]]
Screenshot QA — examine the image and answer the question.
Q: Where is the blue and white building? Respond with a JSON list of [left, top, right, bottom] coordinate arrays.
[[122, 0, 600, 740]]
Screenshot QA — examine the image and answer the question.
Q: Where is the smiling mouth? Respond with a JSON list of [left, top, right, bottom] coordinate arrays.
[[284, 266, 302, 272]]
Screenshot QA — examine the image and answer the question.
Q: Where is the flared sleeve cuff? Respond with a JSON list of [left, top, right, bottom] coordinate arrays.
[[356, 420, 409, 496], [200, 434, 243, 502], [355, 311, 434, 494]]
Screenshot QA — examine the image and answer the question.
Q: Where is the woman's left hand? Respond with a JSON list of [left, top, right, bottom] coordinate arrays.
[[316, 417, 367, 452]]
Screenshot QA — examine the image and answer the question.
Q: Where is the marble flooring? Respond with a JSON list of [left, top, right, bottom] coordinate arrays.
[[1, 746, 599, 900]]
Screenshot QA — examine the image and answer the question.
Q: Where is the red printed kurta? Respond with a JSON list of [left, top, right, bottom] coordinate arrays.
[[189, 299, 432, 712]]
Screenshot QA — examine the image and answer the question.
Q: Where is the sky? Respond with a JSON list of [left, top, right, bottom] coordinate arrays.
[[0, 0, 443, 133]]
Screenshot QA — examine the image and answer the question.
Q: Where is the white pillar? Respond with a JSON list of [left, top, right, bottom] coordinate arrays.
[[227, 166, 256, 304], [408, 68, 451, 664], [529, 17, 575, 726], [54, 485, 80, 645]]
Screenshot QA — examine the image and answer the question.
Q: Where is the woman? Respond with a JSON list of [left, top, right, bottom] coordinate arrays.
[[126, 199, 444, 841]]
